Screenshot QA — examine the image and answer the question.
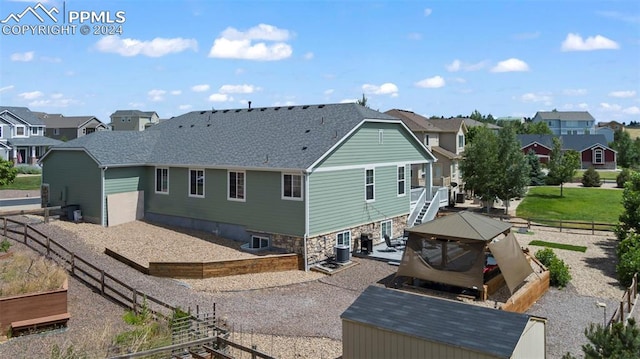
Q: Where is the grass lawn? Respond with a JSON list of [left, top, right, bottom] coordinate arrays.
[[0, 175, 41, 190], [516, 186, 622, 224], [574, 169, 619, 181], [528, 240, 587, 253]]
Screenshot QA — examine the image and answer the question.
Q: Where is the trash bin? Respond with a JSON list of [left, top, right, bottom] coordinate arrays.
[[456, 193, 465, 203], [335, 245, 350, 263], [360, 233, 372, 255], [65, 205, 80, 220]]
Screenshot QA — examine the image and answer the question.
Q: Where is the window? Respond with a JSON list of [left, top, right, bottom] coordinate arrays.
[[250, 235, 269, 249], [86, 128, 95, 135], [337, 231, 351, 247], [0, 126, 3, 138], [155, 167, 169, 194], [228, 171, 245, 201], [31, 127, 38, 135], [397, 166, 405, 196], [16, 126, 25, 136], [381, 220, 392, 239], [282, 173, 302, 200], [82, 128, 86, 135], [189, 169, 204, 197], [53, 128, 60, 135], [378, 129, 384, 144], [594, 149, 604, 164], [365, 168, 375, 201], [458, 134, 465, 148], [424, 134, 429, 146]]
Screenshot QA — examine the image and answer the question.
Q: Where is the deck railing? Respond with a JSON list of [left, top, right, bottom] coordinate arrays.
[[608, 273, 639, 328]]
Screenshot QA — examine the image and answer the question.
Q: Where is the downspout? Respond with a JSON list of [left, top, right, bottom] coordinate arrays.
[[303, 171, 310, 272], [101, 166, 108, 227]]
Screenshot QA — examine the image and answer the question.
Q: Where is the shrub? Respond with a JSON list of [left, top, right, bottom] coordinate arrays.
[[0, 239, 11, 253], [14, 164, 42, 175], [617, 168, 633, 188], [535, 248, 556, 267], [581, 167, 602, 187], [535, 248, 571, 288], [617, 245, 640, 287]]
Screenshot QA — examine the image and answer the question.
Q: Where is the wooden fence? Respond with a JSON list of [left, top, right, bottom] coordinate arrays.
[[608, 273, 639, 327], [475, 213, 617, 234]]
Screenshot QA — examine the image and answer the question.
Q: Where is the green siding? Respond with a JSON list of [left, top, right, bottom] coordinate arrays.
[[317, 122, 429, 168], [308, 165, 409, 236], [41, 151, 102, 222], [105, 167, 146, 194], [146, 168, 305, 236]]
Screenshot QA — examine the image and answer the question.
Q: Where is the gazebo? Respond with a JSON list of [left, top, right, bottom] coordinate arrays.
[[396, 211, 533, 297]]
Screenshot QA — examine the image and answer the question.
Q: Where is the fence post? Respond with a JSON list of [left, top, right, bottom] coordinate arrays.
[[620, 301, 625, 321], [527, 218, 531, 229], [100, 269, 105, 294], [634, 273, 638, 298], [559, 220, 563, 232], [133, 289, 138, 314], [3, 218, 6, 237], [46, 237, 50, 257], [628, 289, 632, 314], [592, 220, 595, 235], [44, 208, 49, 224], [71, 252, 75, 275], [23, 223, 28, 244], [252, 345, 257, 359]]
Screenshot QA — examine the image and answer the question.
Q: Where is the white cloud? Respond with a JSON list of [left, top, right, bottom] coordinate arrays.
[[415, 76, 445, 88], [561, 33, 619, 51], [424, 8, 432, 16], [208, 24, 293, 61], [0, 85, 14, 93], [609, 90, 636, 98], [362, 82, 399, 97], [599, 102, 622, 111], [519, 92, 552, 105], [340, 98, 357, 104], [148, 89, 166, 102], [40, 56, 62, 63], [191, 84, 210, 92], [50, 93, 63, 99], [563, 89, 588, 96], [10, 51, 34, 62], [28, 93, 78, 108], [235, 68, 246, 75], [208, 93, 233, 102], [170, 90, 182, 95], [219, 84, 260, 94], [324, 89, 334, 95], [446, 60, 461, 72], [578, 103, 589, 109], [18, 91, 43, 100], [446, 59, 487, 72], [95, 36, 198, 57], [453, 78, 466, 84], [597, 11, 640, 25], [491, 58, 530, 72], [129, 102, 145, 108], [272, 101, 297, 106], [178, 104, 192, 110], [624, 106, 640, 115], [303, 52, 314, 60]]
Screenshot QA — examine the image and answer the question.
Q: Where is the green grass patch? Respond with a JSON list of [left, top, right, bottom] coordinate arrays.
[[574, 169, 619, 181], [516, 186, 622, 225], [529, 240, 587, 253], [0, 175, 41, 190]]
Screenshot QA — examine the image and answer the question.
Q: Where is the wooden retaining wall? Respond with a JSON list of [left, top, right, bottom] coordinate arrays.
[[501, 270, 550, 313], [0, 278, 68, 333]]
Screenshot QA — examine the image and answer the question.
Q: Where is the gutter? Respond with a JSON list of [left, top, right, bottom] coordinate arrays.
[[303, 171, 310, 272], [101, 166, 108, 226]]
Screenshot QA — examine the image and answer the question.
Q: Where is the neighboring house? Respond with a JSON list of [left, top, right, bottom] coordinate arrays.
[[496, 116, 525, 124], [35, 112, 108, 141], [598, 120, 625, 132], [532, 110, 596, 135], [341, 286, 547, 359], [109, 110, 159, 131], [463, 118, 501, 134], [594, 126, 615, 143], [385, 110, 466, 209], [41, 103, 438, 266], [518, 134, 616, 169], [0, 106, 62, 164]]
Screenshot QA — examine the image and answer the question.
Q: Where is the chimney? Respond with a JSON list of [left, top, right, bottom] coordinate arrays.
[[248, 101, 252, 109]]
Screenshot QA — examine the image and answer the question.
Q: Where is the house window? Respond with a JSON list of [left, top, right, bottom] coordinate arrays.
[[31, 127, 38, 135], [189, 169, 204, 197], [365, 168, 375, 201], [397, 166, 405, 196], [250, 235, 269, 249], [594, 149, 604, 164], [86, 128, 95, 135], [282, 173, 302, 200], [16, 126, 25, 136], [458, 134, 465, 148], [378, 130, 384, 144], [228, 171, 245, 201], [155, 167, 169, 194], [0, 126, 3, 138], [53, 128, 60, 135], [337, 231, 351, 247], [381, 220, 392, 239], [424, 134, 429, 146]]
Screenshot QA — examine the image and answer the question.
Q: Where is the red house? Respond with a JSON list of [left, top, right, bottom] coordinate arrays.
[[517, 134, 616, 170]]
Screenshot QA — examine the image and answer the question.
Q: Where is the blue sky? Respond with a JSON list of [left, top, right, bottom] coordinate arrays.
[[1, 0, 639, 124]]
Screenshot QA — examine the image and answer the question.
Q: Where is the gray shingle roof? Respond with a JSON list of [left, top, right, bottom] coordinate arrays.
[[48, 103, 408, 169], [384, 109, 440, 132], [341, 286, 532, 358], [0, 106, 45, 126], [110, 110, 158, 118], [427, 118, 467, 132], [534, 111, 595, 121], [517, 134, 612, 152], [39, 115, 104, 129], [8, 136, 62, 147], [463, 118, 501, 130]]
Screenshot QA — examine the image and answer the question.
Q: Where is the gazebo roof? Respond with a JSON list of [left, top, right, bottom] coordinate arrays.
[[407, 211, 511, 241]]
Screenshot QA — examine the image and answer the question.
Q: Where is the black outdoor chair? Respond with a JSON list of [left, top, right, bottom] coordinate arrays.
[[384, 235, 404, 251]]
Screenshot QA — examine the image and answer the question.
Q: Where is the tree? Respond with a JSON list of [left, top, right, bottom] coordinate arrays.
[[526, 149, 546, 186], [581, 319, 640, 358], [616, 171, 640, 239], [494, 126, 530, 215], [460, 126, 499, 212], [0, 159, 18, 186], [610, 130, 638, 169], [525, 121, 553, 135], [582, 167, 602, 187], [470, 109, 483, 122], [547, 137, 580, 197], [356, 93, 369, 108]]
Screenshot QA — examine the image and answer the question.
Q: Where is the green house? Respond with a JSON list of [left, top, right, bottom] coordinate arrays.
[[41, 103, 442, 266]]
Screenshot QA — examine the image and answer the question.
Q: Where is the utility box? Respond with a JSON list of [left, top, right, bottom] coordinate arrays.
[[336, 245, 350, 263]]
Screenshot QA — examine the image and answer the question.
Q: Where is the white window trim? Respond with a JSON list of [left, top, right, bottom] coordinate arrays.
[[365, 167, 375, 202], [281, 173, 303, 201], [188, 169, 205, 198], [250, 235, 270, 249], [31, 127, 38, 135], [155, 167, 169, 194], [228, 170, 246, 202], [53, 128, 60, 135], [0, 125, 3, 138], [378, 129, 384, 144], [593, 148, 604, 164], [397, 165, 406, 197], [336, 230, 351, 247], [15, 125, 26, 137], [381, 220, 392, 239]]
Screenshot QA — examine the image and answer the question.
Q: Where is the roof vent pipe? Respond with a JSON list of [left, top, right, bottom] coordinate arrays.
[[248, 101, 252, 109]]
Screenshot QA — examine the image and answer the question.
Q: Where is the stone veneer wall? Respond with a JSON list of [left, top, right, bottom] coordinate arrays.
[[269, 215, 408, 266]]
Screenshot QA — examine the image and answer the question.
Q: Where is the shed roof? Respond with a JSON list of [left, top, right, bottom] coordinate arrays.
[[407, 211, 511, 241], [341, 286, 531, 358]]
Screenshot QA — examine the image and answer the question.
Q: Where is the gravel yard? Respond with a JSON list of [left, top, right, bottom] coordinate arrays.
[[0, 213, 628, 359]]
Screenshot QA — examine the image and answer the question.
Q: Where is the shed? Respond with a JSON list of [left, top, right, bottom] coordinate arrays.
[[341, 286, 546, 359], [396, 211, 533, 294]]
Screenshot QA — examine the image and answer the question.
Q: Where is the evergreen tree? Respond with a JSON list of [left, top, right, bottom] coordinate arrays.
[[526, 149, 546, 186], [581, 319, 640, 358], [610, 130, 638, 169], [582, 167, 602, 187], [356, 93, 369, 108]]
